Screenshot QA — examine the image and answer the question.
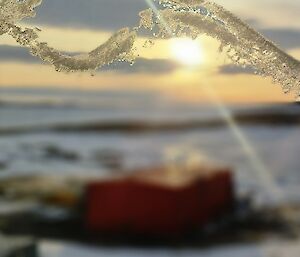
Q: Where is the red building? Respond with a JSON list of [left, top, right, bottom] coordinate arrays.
[[85, 165, 234, 238]]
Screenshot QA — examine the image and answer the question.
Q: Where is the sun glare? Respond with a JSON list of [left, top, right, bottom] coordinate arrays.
[[170, 38, 204, 67]]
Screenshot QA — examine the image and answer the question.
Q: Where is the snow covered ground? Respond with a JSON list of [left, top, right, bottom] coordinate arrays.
[[39, 239, 300, 257]]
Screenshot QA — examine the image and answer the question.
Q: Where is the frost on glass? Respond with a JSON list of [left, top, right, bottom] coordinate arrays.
[[1, 0, 300, 96]]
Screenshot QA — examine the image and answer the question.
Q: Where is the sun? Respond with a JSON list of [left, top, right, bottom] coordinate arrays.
[[170, 38, 204, 66]]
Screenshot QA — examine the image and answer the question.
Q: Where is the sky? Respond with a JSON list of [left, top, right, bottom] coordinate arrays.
[[0, 0, 300, 104]]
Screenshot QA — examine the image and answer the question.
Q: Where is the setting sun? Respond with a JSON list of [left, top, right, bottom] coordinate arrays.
[[170, 38, 204, 66]]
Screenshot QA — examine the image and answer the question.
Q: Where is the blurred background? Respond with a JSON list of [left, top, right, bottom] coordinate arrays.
[[0, 0, 300, 256]]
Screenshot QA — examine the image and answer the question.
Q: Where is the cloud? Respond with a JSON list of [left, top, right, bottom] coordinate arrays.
[[0, 45, 179, 74], [25, 0, 149, 30], [0, 45, 41, 63], [218, 64, 255, 75], [102, 58, 180, 74], [261, 28, 300, 50]]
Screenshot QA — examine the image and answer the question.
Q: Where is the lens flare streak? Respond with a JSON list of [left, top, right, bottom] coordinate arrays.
[[200, 83, 283, 204]]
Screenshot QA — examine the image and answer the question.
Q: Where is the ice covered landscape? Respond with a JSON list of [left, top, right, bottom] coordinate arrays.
[[0, 87, 300, 256]]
